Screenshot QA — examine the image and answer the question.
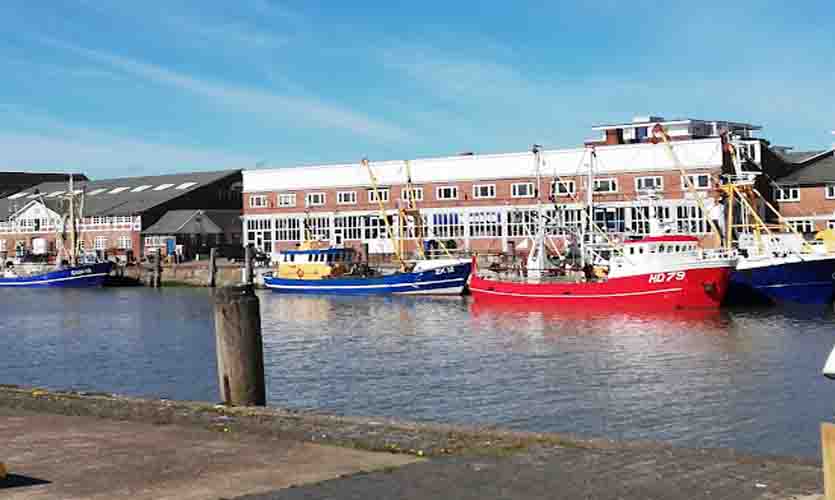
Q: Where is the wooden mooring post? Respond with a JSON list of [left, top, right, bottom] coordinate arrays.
[[213, 285, 265, 406], [824, 423, 835, 499], [152, 248, 163, 288], [244, 245, 254, 285], [208, 247, 217, 288]]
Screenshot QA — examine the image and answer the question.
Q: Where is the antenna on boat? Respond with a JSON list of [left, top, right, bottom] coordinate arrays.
[[362, 158, 406, 271]]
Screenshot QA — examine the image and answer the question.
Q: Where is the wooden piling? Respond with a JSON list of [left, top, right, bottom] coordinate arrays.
[[213, 285, 265, 406], [823, 423, 835, 499], [208, 247, 217, 288], [153, 248, 163, 288], [244, 245, 254, 285]]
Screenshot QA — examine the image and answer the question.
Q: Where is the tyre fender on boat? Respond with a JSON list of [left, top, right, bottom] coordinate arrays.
[[297, 268, 304, 278]]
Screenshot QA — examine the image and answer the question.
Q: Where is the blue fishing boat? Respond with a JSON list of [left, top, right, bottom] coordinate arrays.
[[728, 254, 835, 305], [263, 246, 471, 295], [0, 262, 113, 288]]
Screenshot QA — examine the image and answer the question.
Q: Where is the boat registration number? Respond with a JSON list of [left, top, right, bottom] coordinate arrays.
[[648, 271, 685, 283], [434, 266, 456, 275]]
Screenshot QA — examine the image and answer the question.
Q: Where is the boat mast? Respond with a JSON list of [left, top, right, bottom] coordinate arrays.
[[68, 175, 77, 266], [581, 148, 595, 268], [362, 158, 405, 270]]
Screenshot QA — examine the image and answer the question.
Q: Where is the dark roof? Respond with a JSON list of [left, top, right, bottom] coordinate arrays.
[[0, 170, 239, 220], [0, 172, 87, 198], [143, 209, 241, 235], [775, 151, 835, 185], [772, 149, 827, 164]]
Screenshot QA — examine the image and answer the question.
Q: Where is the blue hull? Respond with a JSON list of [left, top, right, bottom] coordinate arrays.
[[728, 258, 835, 305], [264, 262, 471, 295], [0, 262, 113, 288]]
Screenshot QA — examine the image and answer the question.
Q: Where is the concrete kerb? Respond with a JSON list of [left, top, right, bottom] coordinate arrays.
[[0, 384, 822, 467]]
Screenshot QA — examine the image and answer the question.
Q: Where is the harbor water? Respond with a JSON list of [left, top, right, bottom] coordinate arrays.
[[2, 287, 834, 459]]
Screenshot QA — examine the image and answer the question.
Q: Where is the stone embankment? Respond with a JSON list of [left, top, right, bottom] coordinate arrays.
[[0, 385, 824, 499]]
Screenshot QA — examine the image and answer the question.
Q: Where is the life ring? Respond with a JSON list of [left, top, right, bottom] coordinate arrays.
[[296, 268, 304, 278]]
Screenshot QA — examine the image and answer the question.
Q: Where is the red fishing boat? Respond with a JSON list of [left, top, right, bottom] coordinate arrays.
[[469, 235, 735, 309]]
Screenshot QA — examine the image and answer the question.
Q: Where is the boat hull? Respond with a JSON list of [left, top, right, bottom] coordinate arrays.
[[469, 266, 732, 310], [728, 256, 835, 305], [0, 262, 113, 288], [264, 262, 472, 295]]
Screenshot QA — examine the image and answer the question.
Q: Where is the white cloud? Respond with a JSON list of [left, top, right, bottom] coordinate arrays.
[[39, 37, 411, 142], [0, 109, 258, 176]]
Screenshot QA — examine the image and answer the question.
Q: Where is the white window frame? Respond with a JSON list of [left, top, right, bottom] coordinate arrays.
[[401, 187, 424, 202], [278, 193, 296, 207], [117, 236, 132, 250], [826, 185, 835, 200], [305, 192, 326, 207], [551, 180, 575, 197], [0, 240, 5, 252], [249, 194, 268, 208], [788, 219, 815, 233], [774, 186, 800, 202], [635, 176, 663, 191], [367, 188, 390, 203], [681, 173, 711, 190], [593, 178, 618, 194], [436, 186, 459, 201], [511, 182, 535, 198], [829, 220, 835, 230], [94, 236, 107, 250], [472, 184, 496, 199], [337, 191, 357, 205]]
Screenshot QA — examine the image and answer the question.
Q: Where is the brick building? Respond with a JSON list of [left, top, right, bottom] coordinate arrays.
[[0, 170, 242, 262], [772, 147, 835, 232], [242, 116, 775, 256]]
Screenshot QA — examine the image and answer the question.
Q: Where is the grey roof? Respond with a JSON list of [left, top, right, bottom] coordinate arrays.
[[776, 151, 835, 185], [143, 209, 241, 235], [0, 172, 87, 198], [772, 149, 827, 164], [0, 170, 239, 220]]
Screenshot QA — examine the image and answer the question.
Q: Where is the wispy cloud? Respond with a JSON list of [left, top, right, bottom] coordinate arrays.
[[38, 37, 411, 142], [0, 106, 257, 175]]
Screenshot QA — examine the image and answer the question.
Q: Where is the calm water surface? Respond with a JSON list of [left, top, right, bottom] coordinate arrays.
[[2, 287, 834, 458]]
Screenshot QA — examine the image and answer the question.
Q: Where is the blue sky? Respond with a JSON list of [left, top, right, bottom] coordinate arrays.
[[1, 1, 833, 178]]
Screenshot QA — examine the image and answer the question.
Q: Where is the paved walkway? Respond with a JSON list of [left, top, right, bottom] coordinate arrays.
[[237, 445, 823, 500], [0, 408, 418, 500]]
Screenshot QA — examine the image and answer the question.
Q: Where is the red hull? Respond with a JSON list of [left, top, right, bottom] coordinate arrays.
[[469, 266, 732, 310]]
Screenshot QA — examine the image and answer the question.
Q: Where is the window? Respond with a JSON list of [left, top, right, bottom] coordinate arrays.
[[787, 219, 815, 233], [774, 187, 800, 202], [130, 185, 152, 193], [278, 193, 296, 207], [275, 217, 302, 241], [91, 216, 106, 225], [472, 184, 496, 199], [593, 178, 618, 193], [511, 182, 535, 198], [175, 182, 197, 190], [305, 192, 326, 206], [826, 185, 835, 200], [676, 205, 708, 234], [334, 215, 364, 240], [337, 191, 357, 205], [249, 195, 268, 208], [108, 187, 130, 194], [401, 187, 424, 202], [469, 211, 502, 237], [436, 186, 458, 200], [635, 176, 663, 191], [0, 240, 5, 251], [828, 220, 835, 230], [117, 236, 132, 250], [368, 188, 390, 203], [94, 236, 107, 250], [431, 211, 465, 238], [681, 174, 711, 190], [153, 183, 175, 191], [551, 180, 575, 197]]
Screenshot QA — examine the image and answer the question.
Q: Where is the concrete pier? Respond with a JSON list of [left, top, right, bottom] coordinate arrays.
[[0, 386, 824, 500]]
